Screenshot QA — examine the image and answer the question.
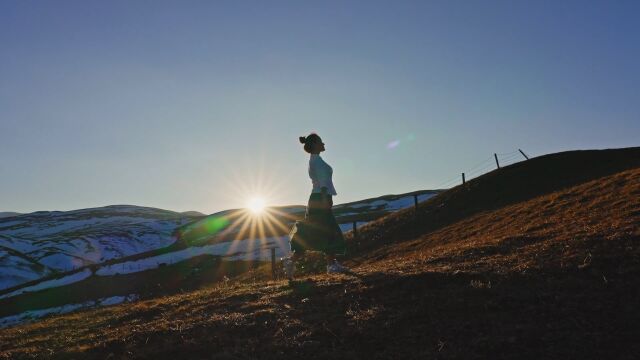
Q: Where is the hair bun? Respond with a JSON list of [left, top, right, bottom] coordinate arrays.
[[299, 136, 307, 144]]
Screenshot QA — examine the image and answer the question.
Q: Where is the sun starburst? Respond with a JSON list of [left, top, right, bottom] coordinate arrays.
[[247, 197, 266, 214]]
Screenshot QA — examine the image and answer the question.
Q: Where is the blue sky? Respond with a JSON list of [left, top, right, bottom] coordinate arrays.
[[1, 0, 639, 214]]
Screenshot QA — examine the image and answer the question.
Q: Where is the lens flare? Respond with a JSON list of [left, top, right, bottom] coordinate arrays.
[[191, 155, 304, 264], [386, 133, 416, 150], [203, 216, 230, 233], [178, 215, 230, 245]]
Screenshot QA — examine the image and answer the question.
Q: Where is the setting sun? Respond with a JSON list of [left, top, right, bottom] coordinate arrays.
[[247, 197, 266, 214]]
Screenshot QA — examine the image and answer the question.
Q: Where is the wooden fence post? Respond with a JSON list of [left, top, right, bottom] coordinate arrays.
[[462, 172, 466, 184], [519, 149, 529, 160], [271, 248, 276, 280], [494, 153, 500, 169]]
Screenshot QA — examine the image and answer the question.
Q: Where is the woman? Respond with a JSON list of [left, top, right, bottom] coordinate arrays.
[[284, 133, 350, 279]]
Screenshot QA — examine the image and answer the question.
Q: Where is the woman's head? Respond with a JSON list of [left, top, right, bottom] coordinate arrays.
[[299, 133, 325, 154]]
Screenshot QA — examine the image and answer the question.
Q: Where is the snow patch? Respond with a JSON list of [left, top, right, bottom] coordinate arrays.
[[0, 269, 92, 299], [0, 294, 139, 328], [345, 193, 436, 211], [96, 236, 291, 276], [338, 221, 369, 233]]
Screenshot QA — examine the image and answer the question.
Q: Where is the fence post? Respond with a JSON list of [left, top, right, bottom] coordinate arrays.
[[494, 153, 500, 169], [352, 221, 358, 239], [462, 172, 466, 184], [518, 149, 529, 160], [271, 248, 276, 280]]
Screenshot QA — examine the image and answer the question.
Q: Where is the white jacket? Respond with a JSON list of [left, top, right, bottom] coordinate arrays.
[[309, 153, 337, 196]]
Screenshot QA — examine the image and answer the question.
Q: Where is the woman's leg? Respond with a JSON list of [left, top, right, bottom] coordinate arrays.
[[323, 195, 351, 273], [286, 193, 320, 280], [322, 194, 335, 265]]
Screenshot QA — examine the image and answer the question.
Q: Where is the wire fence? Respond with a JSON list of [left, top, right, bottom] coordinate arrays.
[[432, 149, 530, 190], [7, 149, 532, 287], [250, 149, 530, 278]]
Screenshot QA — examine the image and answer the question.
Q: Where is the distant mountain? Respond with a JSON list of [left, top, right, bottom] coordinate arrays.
[[180, 211, 206, 217], [0, 212, 21, 219], [0, 205, 203, 290], [177, 190, 440, 249], [0, 191, 440, 295]]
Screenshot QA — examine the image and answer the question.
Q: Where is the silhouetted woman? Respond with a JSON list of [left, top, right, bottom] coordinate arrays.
[[284, 133, 350, 279]]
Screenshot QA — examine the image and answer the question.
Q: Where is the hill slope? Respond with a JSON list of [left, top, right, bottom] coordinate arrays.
[[0, 191, 439, 314], [0, 213, 21, 219], [0, 206, 202, 290], [1, 147, 639, 359]]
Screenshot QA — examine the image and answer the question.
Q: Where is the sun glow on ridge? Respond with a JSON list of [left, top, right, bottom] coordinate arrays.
[[247, 197, 266, 214], [203, 156, 298, 261]]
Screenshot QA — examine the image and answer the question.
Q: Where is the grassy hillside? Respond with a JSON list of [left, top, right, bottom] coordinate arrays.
[[1, 147, 639, 359], [0, 190, 439, 314]]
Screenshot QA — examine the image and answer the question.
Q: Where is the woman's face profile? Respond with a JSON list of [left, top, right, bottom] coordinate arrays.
[[315, 138, 325, 153]]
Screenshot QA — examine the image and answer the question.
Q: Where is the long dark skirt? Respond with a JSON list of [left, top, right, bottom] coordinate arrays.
[[289, 192, 346, 255]]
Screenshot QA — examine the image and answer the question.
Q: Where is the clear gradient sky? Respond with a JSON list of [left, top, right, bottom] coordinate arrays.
[[1, 0, 639, 214]]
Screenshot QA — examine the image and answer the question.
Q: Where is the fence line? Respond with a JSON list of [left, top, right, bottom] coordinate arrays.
[[433, 149, 530, 190]]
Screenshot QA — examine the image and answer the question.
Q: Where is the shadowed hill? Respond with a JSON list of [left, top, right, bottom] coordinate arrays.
[[0, 147, 639, 359], [346, 147, 640, 254]]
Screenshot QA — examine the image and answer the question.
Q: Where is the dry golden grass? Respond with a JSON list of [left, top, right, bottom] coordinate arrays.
[[1, 148, 639, 359], [356, 167, 640, 276]]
